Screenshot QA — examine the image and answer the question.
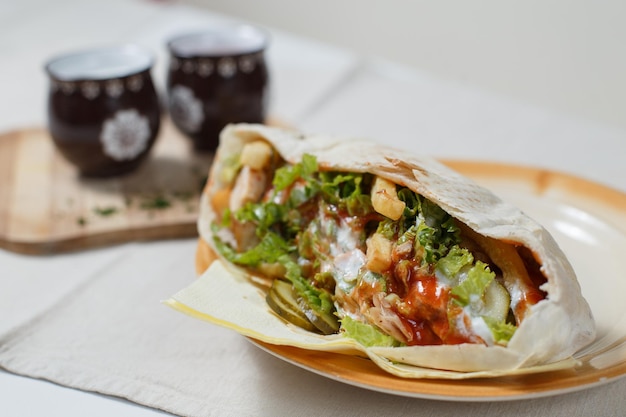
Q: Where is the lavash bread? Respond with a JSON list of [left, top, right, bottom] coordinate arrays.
[[194, 123, 595, 374]]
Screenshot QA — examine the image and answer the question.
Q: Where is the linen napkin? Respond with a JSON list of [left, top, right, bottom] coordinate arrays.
[[2, 239, 624, 417], [0, 240, 255, 416], [0, 240, 276, 416]]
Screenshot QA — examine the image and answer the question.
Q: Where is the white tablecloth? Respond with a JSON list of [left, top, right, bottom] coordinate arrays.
[[1, 1, 625, 416]]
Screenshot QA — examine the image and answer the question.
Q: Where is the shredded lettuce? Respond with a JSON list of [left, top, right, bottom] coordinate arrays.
[[220, 208, 232, 227], [417, 220, 460, 264], [279, 255, 335, 318], [341, 316, 401, 347], [272, 155, 374, 218], [450, 261, 495, 307], [443, 252, 517, 344], [213, 231, 294, 267], [318, 172, 374, 216], [397, 188, 419, 218], [235, 202, 288, 234], [376, 218, 399, 240], [436, 246, 474, 281], [416, 220, 452, 264], [483, 316, 517, 344], [385, 188, 462, 264], [273, 153, 318, 191], [219, 153, 242, 184], [374, 188, 462, 262]]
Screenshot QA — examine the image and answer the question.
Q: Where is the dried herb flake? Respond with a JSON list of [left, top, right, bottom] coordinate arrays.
[[140, 196, 171, 210], [93, 206, 119, 217]]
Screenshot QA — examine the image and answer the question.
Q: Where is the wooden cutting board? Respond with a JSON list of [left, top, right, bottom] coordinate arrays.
[[0, 118, 213, 255]]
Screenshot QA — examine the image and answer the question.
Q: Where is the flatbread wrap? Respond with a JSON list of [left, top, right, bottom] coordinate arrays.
[[167, 124, 595, 378]]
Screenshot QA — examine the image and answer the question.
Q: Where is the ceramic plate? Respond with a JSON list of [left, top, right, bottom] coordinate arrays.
[[251, 161, 626, 401]]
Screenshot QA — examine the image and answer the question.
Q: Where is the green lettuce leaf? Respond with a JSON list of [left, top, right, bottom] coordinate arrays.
[[279, 255, 334, 317], [376, 218, 399, 240], [436, 245, 474, 281], [213, 231, 294, 267], [235, 202, 287, 234], [450, 261, 495, 307], [376, 188, 460, 251], [483, 316, 517, 344], [398, 192, 461, 264], [218, 153, 242, 184], [318, 172, 374, 216], [341, 316, 401, 347], [273, 153, 318, 191]]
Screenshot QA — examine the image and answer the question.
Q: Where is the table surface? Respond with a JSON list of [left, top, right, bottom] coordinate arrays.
[[2, 1, 625, 416]]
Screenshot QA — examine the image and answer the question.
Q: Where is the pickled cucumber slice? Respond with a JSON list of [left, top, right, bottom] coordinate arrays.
[[266, 280, 317, 332], [298, 299, 340, 335], [482, 280, 511, 323]]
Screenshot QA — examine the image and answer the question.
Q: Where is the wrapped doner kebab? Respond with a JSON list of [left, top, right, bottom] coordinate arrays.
[[167, 124, 595, 378]]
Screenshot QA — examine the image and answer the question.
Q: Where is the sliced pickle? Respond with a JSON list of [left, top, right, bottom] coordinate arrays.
[[266, 280, 317, 332], [298, 298, 340, 335], [482, 280, 511, 323]]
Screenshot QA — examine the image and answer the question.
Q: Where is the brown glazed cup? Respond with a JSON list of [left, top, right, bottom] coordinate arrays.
[[166, 24, 269, 151], [45, 45, 161, 177]]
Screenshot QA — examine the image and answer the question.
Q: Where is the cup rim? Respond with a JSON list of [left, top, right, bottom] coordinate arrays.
[[45, 44, 155, 82], [167, 23, 270, 58]]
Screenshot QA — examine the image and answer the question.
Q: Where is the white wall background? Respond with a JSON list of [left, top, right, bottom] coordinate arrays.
[[183, 0, 626, 131]]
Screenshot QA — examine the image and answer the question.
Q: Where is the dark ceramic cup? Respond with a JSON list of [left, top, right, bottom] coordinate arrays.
[[166, 24, 269, 152], [45, 45, 161, 177]]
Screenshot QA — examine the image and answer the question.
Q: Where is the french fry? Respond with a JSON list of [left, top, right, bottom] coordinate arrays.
[[366, 233, 393, 273], [371, 176, 406, 220], [240, 140, 273, 170]]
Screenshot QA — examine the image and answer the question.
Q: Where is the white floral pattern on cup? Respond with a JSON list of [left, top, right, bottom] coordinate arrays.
[[100, 109, 150, 161], [217, 57, 237, 78], [170, 53, 261, 79], [60, 82, 76, 95], [239, 55, 256, 73], [127, 75, 144, 92], [182, 60, 195, 74], [52, 75, 145, 99], [197, 59, 214, 77], [168, 85, 204, 133], [81, 81, 100, 100], [105, 79, 124, 97]]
